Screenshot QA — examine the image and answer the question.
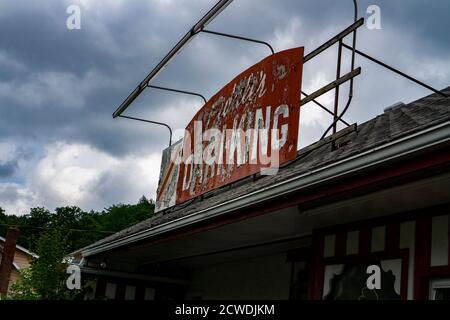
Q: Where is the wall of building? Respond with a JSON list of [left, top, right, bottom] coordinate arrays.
[[0, 244, 33, 295], [310, 205, 450, 300], [6, 269, 22, 295], [186, 252, 291, 300], [13, 251, 32, 269]]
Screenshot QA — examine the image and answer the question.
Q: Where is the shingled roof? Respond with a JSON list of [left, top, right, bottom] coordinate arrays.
[[81, 87, 450, 253]]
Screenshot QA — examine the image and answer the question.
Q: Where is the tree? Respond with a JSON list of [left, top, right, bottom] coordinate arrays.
[[17, 207, 52, 251], [97, 197, 154, 233], [0, 207, 7, 237], [6, 197, 156, 300], [10, 227, 75, 300]]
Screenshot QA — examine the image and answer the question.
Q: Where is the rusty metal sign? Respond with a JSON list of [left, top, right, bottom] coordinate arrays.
[[155, 47, 303, 211]]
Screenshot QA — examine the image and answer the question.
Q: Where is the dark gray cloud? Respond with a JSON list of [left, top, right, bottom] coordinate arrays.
[[1, 0, 449, 213], [0, 160, 17, 178]]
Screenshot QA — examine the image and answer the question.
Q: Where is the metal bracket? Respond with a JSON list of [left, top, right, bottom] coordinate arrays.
[[341, 43, 448, 98], [113, 0, 364, 145], [147, 84, 207, 103], [118, 115, 173, 147], [200, 28, 353, 127], [199, 29, 274, 55], [301, 91, 350, 127], [112, 0, 234, 118], [303, 18, 364, 63], [300, 68, 361, 106]]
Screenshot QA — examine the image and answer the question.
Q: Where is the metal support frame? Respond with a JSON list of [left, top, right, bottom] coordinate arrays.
[[198, 27, 351, 124], [112, 0, 446, 155], [112, 0, 234, 118], [333, 40, 343, 135], [300, 68, 361, 106], [341, 43, 448, 98], [112, 1, 364, 121], [111, 0, 233, 149], [112, 0, 365, 147], [320, 0, 359, 140], [198, 27, 353, 128], [199, 29, 274, 55], [301, 91, 350, 127], [118, 115, 173, 147], [199, 20, 364, 128], [147, 84, 207, 103], [298, 12, 363, 142], [198, 27, 354, 126], [303, 18, 364, 63], [117, 86, 206, 148]]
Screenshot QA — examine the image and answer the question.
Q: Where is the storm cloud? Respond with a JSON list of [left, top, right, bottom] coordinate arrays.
[[1, 0, 449, 214]]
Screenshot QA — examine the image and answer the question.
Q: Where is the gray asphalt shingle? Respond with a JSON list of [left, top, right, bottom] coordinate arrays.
[[81, 87, 450, 252]]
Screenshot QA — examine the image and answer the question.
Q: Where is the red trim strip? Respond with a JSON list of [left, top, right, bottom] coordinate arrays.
[[414, 216, 432, 300], [115, 283, 126, 301], [135, 286, 145, 301], [448, 214, 450, 268], [400, 251, 409, 300], [309, 233, 324, 300], [95, 278, 106, 299]]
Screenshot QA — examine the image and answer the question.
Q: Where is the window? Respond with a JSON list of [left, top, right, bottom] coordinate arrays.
[[144, 287, 155, 300], [323, 262, 402, 300], [430, 278, 450, 300], [125, 285, 136, 300], [105, 282, 117, 300]]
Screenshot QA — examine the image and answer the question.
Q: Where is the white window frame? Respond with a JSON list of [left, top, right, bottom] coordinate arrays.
[[429, 278, 450, 300]]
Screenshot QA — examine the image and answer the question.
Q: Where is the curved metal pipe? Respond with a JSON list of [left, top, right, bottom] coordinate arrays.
[[147, 84, 207, 104], [118, 115, 173, 147], [199, 29, 275, 55]]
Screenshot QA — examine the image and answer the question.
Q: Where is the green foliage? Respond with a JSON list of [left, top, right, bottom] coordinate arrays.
[[18, 207, 52, 251], [8, 269, 39, 300], [0, 197, 154, 300], [4, 196, 155, 300], [32, 227, 71, 299], [0, 195, 155, 253], [0, 207, 7, 239], [96, 196, 154, 233], [9, 227, 75, 300]]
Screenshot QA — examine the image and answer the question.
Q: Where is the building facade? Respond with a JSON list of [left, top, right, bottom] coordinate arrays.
[[76, 87, 450, 300], [0, 234, 36, 295]]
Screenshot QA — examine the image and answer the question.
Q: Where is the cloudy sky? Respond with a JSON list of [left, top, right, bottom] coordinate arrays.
[[1, 0, 449, 215]]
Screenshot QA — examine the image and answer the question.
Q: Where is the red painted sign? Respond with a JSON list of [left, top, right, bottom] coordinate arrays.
[[176, 47, 304, 204]]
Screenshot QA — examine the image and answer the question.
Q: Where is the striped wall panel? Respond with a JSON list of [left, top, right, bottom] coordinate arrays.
[[313, 212, 450, 300], [91, 279, 156, 300]]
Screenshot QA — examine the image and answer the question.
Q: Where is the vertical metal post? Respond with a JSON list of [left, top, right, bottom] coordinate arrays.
[[320, 0, 359, 141], [333, 40, 343, 136]]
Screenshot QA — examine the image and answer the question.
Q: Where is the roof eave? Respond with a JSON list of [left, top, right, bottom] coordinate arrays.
[[81, 120, 450, 258]]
